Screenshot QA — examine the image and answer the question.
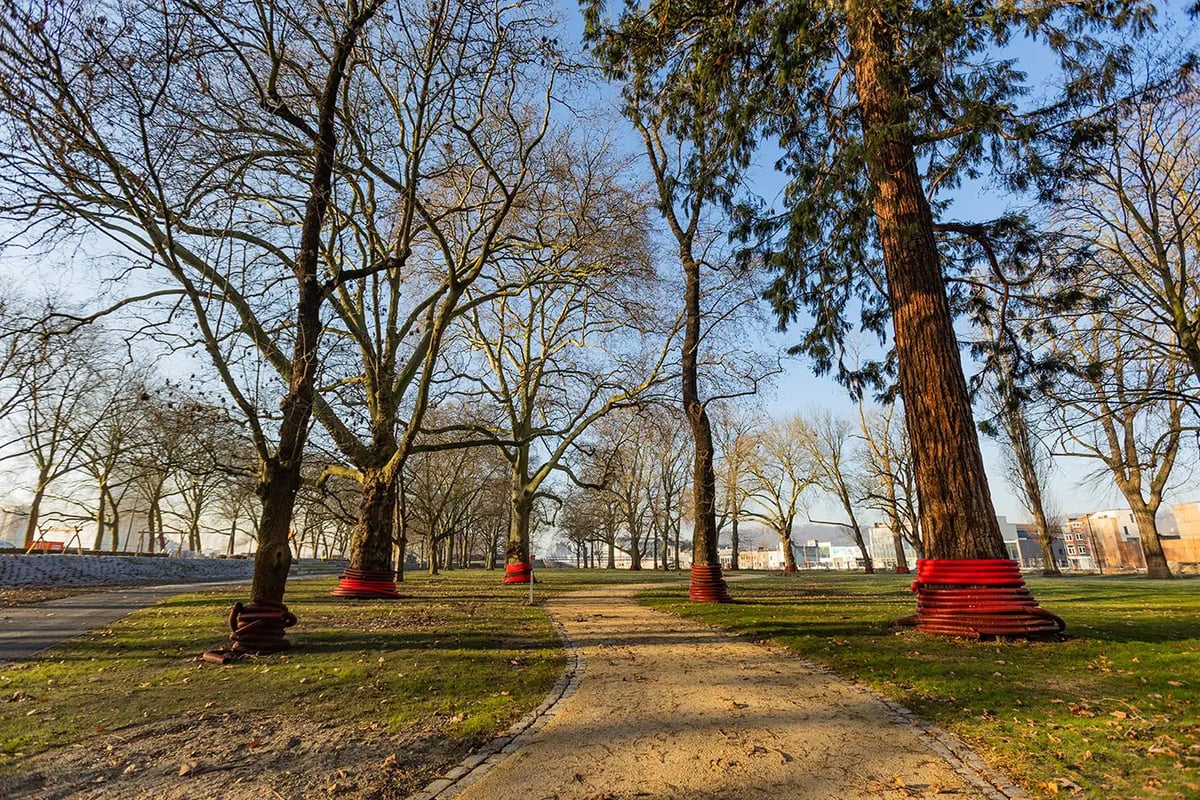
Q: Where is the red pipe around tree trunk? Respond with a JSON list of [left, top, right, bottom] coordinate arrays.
[[503, 561, 533, 584], [895, 558, 1065, 638], [331, 568, 400, 598], [688, 564, 731, 602]]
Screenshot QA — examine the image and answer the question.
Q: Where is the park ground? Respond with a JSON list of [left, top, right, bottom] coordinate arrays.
[[0, 569, 1196, 799]]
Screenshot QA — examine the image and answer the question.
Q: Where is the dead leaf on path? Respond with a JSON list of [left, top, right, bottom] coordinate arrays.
[[179, 761, 199, 776], [929, 782, 960, 794]]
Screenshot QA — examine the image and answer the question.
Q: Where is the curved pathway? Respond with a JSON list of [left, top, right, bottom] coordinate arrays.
[[423, 583, 1027, 800]]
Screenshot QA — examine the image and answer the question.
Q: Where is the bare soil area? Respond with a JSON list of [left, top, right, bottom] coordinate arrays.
[[0, 586, 114, 608], [1, 709, 471, 799]]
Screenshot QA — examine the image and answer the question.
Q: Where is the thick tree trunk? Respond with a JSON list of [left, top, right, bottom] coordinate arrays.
[[1130, 504, 1173, 579], [628, 523, 642, 570], [107, 501, 119, 553], [245, 2, 379, 617], [348, 468, 398, 574], [730, 518, 740, 569], [780, 529, 797, 572], [680, 236, 728, 597], [847, 3, 1006, 561], [250, 462, 299, 604], [248, 266, 325, 603], [506, 490, 533, 568], [606, 532, 615, 569]]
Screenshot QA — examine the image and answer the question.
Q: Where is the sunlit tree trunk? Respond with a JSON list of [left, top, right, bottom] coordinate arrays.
[[847, 3, 1006, 561]]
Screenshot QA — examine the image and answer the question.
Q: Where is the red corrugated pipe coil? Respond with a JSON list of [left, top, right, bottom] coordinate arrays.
[[689, 564, 732, 603], [201, 597, 297, 663], [331, 568, 400, 599], [503, 561, 533, 584], [894, 558, 1065, 639]]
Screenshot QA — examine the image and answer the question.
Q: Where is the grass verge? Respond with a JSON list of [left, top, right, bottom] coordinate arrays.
[[0, 571, 564, 777], [639, 571, 1199, 800]]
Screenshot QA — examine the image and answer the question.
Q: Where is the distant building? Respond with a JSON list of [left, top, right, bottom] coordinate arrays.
[[1004, 518, 1069, 570], [1062, 510, 1153, 572], [0, 506, 29, 546], [867, 522, 917, 570], [1063, 515, 1101, 570], [1175, 502, 1200, 538], [719, 538, 868, 570], [1163, 502, 1200, 566]]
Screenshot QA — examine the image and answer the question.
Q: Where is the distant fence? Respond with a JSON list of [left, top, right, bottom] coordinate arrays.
[[0, 554, 346, 587]]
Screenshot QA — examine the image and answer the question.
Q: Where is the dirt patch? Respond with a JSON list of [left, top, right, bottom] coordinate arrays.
[[1, 711, 472, 799], [0, 587, 121, 608]]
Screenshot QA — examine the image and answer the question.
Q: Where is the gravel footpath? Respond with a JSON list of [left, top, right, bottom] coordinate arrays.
[[423, 583, 1027, 800]]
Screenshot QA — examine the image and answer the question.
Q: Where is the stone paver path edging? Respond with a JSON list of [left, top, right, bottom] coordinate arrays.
[[411, 583, 1029, 800]]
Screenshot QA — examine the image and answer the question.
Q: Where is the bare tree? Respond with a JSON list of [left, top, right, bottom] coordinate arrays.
[[742, 416, 816, 573], [591, 39, 772, 599], [857, 400, 921, 571], [1055, 66, 1200, 392], [711, 401, 762, 571], [298, 0, 570, 591], [444, 133, 669, 581], [645, 408, 691, 570], [72, 368, 153, 551], [798, 409, 874, 572], [0, 328, 112, 548], [0, 0, 387, 643], [1045, 312, 1190, 579], [979, 374, 1064, 576], [403, 429, 509, 575]]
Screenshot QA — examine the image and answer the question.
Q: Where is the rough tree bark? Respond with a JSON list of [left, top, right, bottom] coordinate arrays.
[[847, 2, 1006, 561]]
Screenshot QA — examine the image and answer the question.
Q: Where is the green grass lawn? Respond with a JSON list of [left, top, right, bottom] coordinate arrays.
[[0, 572, 564, 773], [639, 571, 1200, 800], [6, 566, 1195, 799]]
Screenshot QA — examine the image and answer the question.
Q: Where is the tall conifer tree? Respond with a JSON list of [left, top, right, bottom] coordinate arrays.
[[587, 0, 1153, 564]]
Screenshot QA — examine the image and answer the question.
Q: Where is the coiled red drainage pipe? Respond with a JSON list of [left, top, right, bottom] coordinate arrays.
[[895, 558, 1065, 639], [503, 561, 533, 584], [331, 568, 400, 599], [201, 598, 297, 663], [689, 564, 732, 603]]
